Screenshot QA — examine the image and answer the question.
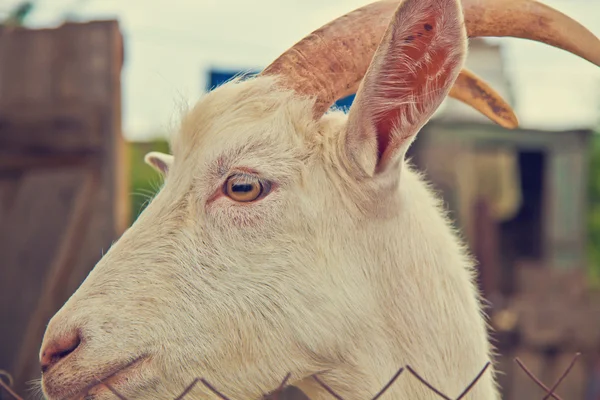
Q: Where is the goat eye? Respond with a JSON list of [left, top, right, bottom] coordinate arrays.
[[224, 174, 265, 202]]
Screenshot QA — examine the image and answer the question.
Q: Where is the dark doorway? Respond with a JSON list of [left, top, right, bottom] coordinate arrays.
[[498, 150, 546, 295]]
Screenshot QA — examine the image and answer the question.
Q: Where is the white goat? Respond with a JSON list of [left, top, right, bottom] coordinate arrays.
[[38, 0, 600, 399]]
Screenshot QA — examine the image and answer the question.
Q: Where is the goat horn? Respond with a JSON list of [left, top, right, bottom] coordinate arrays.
[[261, 0, 600, 126], [449, 68, 518, 129]]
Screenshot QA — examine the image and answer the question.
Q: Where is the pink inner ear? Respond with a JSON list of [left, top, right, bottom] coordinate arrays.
[[151, 157, 169, 174], [373, 8, 459, 161]]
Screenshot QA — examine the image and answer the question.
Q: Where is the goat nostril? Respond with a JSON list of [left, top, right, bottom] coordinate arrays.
[[40, 332, 82, 373]]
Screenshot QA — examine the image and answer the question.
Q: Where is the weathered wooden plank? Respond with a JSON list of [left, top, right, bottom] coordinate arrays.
[[75, 22, 115, 104], [0, 21, 119, 107], [99, 21, 129, 236], [0, 174, 20, 226], [0, 21, 128, 396], [51, 21, 119, 104], [0, 27, 56, 106], [0, 168, 93, 386], [473, 199, 501, 299], [9, 167, 96, 392], [0, 153, 92, 171], [0, 104, 102, 153]]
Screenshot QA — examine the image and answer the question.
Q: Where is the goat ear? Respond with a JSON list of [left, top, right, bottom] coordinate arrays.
[[345, 0, 467, 177], [144, 151, 174, 176]]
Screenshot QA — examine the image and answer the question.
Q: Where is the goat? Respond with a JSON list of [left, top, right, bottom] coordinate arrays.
[[38, 0, 600, 398]]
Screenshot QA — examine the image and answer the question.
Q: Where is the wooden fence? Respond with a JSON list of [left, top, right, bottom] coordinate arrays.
[[0, 20, 128, 396]]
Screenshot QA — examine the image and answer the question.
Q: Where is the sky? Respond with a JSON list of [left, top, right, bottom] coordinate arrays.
[[3, 0, 600, 141]]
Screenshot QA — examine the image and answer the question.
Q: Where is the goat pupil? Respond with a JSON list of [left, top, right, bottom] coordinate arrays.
[[233, 183, 253, 193]]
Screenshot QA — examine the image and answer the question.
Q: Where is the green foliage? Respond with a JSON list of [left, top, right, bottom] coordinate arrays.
[[589, 133, 600, 281], [127, 139, 170, 223]]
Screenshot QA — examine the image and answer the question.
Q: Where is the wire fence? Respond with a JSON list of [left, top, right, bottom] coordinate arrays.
[[0, 352, 582, 400]]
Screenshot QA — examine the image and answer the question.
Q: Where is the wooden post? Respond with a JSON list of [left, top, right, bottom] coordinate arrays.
[[0, 20, 127, 395], [473, 199, 501, 301]]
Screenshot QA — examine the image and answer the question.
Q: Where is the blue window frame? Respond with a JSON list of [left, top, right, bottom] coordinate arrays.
[[207, 69, 356, 112]]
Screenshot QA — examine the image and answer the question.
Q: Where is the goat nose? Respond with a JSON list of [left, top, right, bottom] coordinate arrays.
[[40, 331, 81, 373]]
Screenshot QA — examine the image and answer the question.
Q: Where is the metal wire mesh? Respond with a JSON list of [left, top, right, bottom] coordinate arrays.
[[0, 353, 582, 400]]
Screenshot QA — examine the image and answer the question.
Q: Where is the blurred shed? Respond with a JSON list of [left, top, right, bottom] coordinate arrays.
[[411, 38, 592, 296], [0, 20, 127, 396]]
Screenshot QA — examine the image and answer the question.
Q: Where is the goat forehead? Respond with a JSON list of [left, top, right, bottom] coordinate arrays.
[[171, 77, 320, 155]]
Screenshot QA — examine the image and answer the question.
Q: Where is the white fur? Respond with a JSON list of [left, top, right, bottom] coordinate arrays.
[[39, 76, 498, 399], [39, 0, 500, 398]]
